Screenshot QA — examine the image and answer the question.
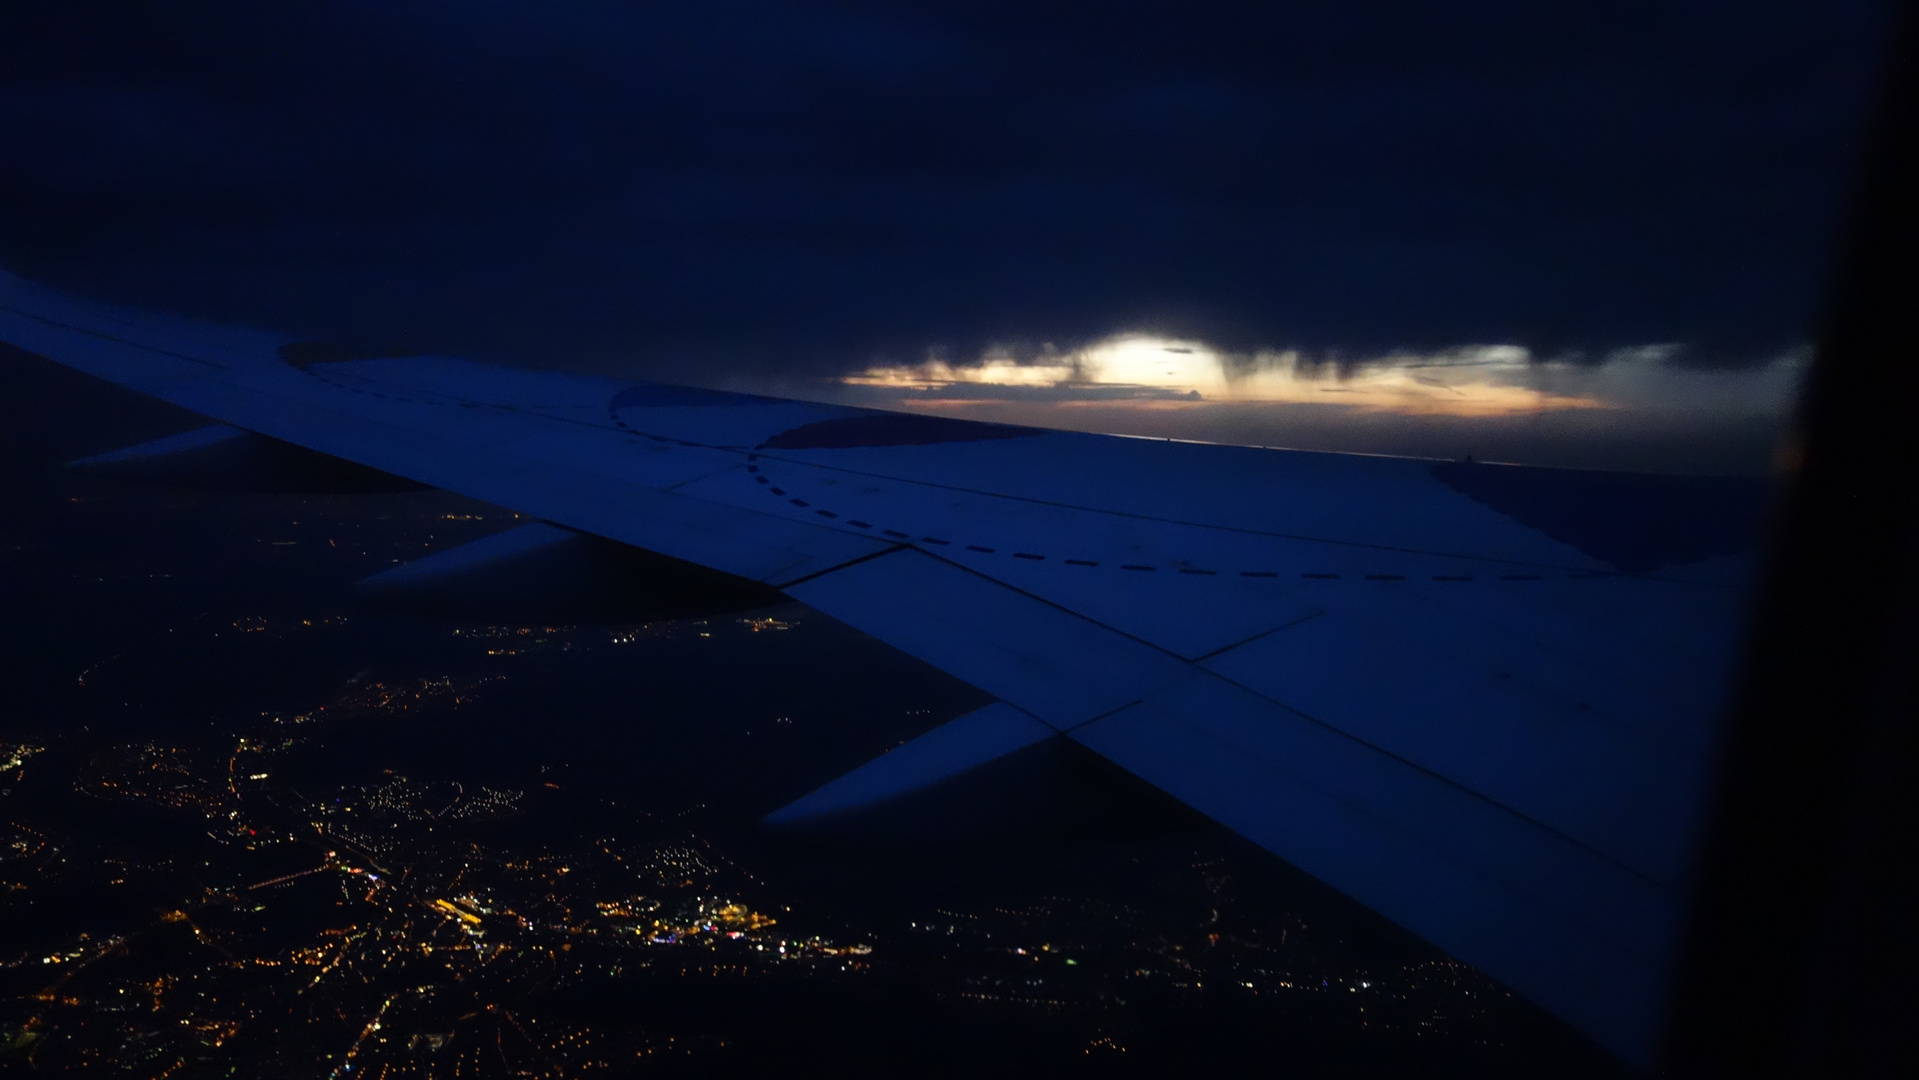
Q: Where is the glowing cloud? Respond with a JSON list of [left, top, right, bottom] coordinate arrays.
[[843, 334, 1611, 417]]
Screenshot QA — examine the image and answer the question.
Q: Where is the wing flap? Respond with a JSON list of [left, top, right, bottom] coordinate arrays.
[[783, 548, 1191, 729], [1203, 595, 1716, 884], [1072, 678, 1675, 1064]]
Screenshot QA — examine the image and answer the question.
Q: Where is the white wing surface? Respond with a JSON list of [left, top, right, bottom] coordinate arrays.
[[0, 272, 1769, 1064]]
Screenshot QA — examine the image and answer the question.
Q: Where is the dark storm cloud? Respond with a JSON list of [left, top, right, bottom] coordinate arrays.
[[0, 1, 1894, 376]]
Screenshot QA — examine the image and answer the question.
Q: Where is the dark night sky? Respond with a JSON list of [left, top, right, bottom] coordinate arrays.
[[0, 2, 1895, 378]]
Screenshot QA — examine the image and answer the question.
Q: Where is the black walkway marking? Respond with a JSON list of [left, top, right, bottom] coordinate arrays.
[[278, 377, 1611, 588], [638, 404, 1607, 584], [600, 390, 1608, 583]]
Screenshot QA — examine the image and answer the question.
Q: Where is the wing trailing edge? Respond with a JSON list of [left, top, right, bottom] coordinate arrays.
[[356, 521, 786, 624], [763, 703, 1057, 845]]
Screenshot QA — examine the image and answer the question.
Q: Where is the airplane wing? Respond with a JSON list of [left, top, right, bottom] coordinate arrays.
[[0, 270, 1769, 1065]]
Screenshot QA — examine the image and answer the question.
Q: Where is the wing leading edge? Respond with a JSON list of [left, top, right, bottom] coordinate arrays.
[[0, 271, 1767, 1065]]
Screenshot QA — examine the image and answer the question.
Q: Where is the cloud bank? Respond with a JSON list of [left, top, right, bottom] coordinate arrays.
[[0, 2, 1893, 379]]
